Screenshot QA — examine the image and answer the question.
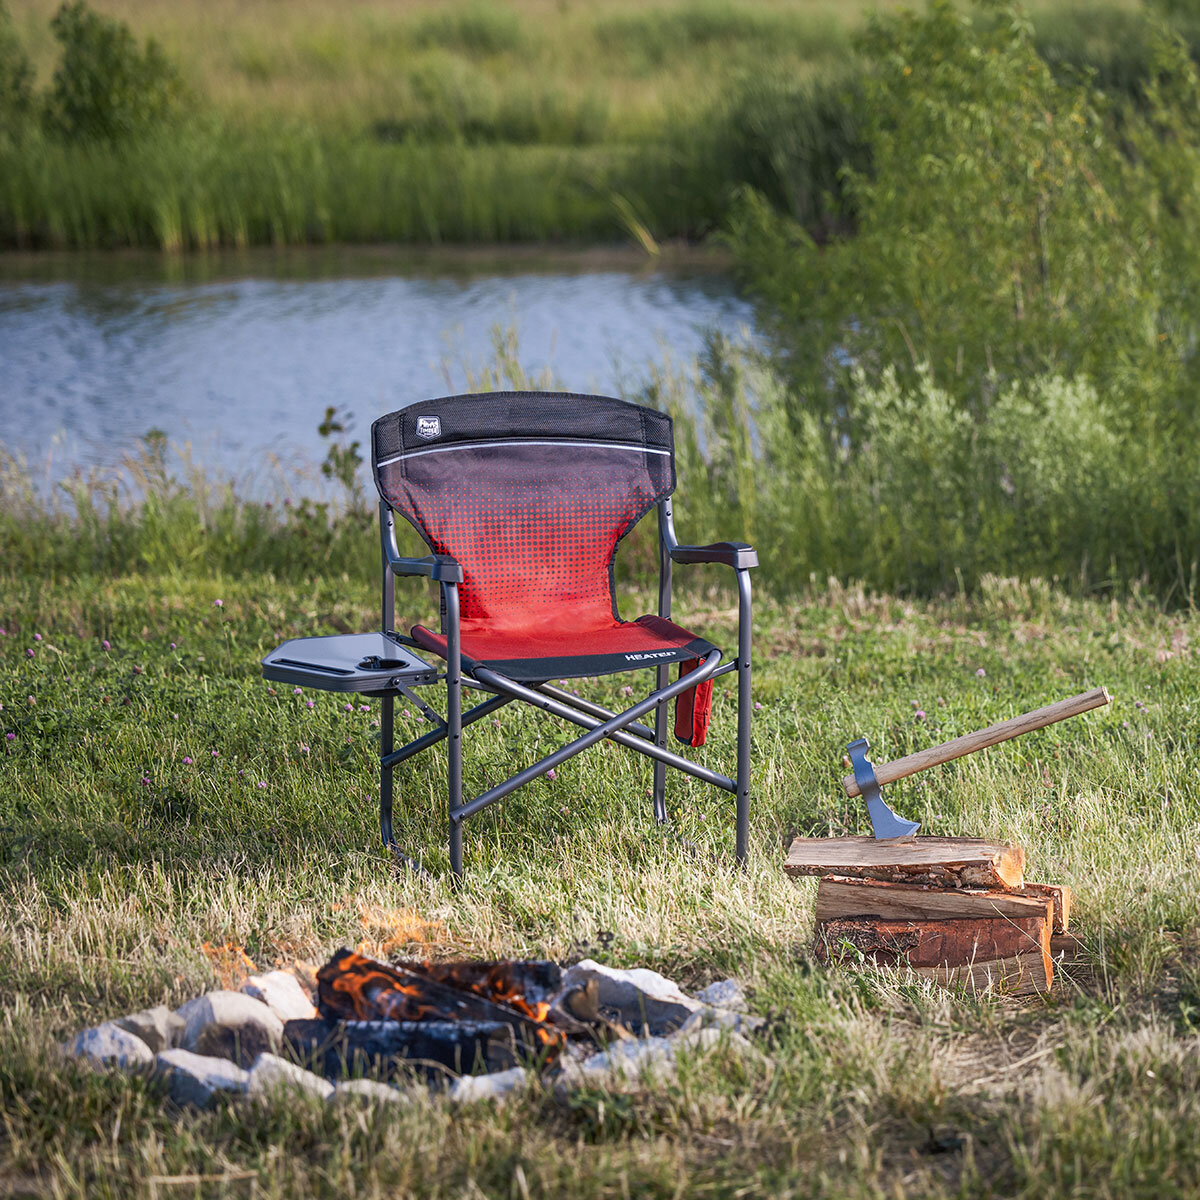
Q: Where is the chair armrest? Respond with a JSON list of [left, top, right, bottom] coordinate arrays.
[[668, 541, 758, 570], [385, 551, 464, 584]]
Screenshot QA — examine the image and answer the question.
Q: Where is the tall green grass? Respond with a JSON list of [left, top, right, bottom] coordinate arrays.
[[3, 0, 1185, 250], [5, 338, 1199, 600]]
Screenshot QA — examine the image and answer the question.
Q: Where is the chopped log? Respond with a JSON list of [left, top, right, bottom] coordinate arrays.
[[1050, 932, 1086, 970], [815, 875, 1053, 925], [914, 951, 1052, 996], [1020, 883, 1071, 934], [785, 836, 1025, 890], [814, 915, 1051, 983]]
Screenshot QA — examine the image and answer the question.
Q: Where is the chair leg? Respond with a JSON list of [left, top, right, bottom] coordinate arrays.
[[380, 693, 394, 847], [445, 587, 464, 876], [735, 569, 753, 865], [652, 663, 669, 824]]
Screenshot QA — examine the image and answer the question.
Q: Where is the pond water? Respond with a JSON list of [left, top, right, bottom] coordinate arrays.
[[0, 245, 757, 493]]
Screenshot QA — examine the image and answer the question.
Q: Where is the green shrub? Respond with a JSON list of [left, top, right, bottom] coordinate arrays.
[[730, 3, 1200, 433], [0, 1, 33, 125], [411, 5, 523, 56], [45, 0, 181, 142]]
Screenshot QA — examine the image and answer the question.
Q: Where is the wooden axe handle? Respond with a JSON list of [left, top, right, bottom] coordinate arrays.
[[841, 687, 1110, 798]]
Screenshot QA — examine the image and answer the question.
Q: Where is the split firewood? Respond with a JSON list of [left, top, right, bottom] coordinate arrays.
[[914, 951, 1053, 996], [814, 875, 1054, 926], [1020, 883, 1071, 934], [814, 915, 1051, 985], [785, 836, 1025, 890], [1050, 931, 1086, 970]]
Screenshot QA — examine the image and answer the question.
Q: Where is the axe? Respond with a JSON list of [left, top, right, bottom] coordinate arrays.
[[844, 687, 1111, 839]]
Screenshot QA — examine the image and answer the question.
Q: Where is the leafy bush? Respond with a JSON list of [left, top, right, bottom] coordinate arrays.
[[412, 5, 523, 56], [45, 1, 181, 142], [728, 2, 1200, 434], [0, 2, 32, 125]]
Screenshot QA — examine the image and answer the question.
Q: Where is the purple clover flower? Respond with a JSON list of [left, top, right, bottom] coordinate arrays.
[[5, 732, 14, 742], [182, 756, 193, 765], [33, 633, 42, 642], [213, 599, 223, 608], [102, 639, 111, 651]]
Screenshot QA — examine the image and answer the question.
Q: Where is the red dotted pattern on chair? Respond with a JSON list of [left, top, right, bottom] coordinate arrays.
[[381, 443, 671, 632]]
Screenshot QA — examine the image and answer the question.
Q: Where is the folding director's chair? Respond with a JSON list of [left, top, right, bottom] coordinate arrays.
[[369, 390, 756, 874]]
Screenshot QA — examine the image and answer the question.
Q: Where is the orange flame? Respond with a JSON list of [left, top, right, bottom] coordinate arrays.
[[355, 903, 447, 958], [201, 942, 257, 990]]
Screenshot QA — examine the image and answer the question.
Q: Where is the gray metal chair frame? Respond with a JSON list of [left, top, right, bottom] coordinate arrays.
[[376, 495, 755, 876]]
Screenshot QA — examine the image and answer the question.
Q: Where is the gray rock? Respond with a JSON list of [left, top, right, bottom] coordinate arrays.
[[177, 990, 283, 1067], [695, 979, 748, 1011], [558, 960, 701, 1034], [449, 1067, 530, 1104], [247, 1053, 333, 1101], [115, 1005, 185, 1053], [675, 1005, 765, 1038], [155, 1048, 249, 1108], [332, 1078, 410, 1105], [559, 1036, 677, 1087], [675, 1027, 765, 1064], [69, 1022, 154, 1070], [240, 971, 317, 1023]]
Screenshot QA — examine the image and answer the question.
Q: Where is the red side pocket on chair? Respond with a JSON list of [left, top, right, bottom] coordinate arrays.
[[674, 658, 713, 747]]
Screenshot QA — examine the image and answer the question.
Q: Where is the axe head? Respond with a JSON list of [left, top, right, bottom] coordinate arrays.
[[846, 737, 920, 840]]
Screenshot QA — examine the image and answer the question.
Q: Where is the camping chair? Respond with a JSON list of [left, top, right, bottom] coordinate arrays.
[[371, 390, 756, 874]]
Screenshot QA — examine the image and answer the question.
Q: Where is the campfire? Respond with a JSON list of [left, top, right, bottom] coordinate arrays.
[[64, 943, 762, 1108], [285, 950, 573, 1079]]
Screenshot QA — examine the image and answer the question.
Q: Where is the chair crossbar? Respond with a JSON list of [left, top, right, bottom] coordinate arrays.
[[532, 682, 658, 740], [454, 650, 729, 822], [381, 692, 514, 769]]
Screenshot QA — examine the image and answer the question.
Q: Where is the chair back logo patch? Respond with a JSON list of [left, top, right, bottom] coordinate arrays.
[[416, 415, 442, 440]]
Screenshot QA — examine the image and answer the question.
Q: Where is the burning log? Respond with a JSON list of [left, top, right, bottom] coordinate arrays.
[[315, 949, 565, 1065], [283, 1017, 528, 1080]]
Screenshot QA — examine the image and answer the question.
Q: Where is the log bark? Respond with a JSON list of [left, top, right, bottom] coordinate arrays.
[[814, 875, 1053, 925], [814, 915, 1051, 983], [785, 836, 1025, 890], [913, 951, 1053, 996]]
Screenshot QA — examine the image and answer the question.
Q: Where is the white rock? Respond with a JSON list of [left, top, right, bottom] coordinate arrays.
[[676, 1005, 765, 1037], [695, 979, 748, 1011], [332, 1078, 410, 1105], [177, 990, 284, 1066], [247, 1053, 333, 1101], [675, 1027, 764, 1063], [115, 1005, 185, 1053], [560, 1036, 677, 1087], [156, 1048, 249, 1108], [69, 1022, 154, 1070], [240, 971, 317, 1022], [449, 1067, 530, 1104], [558, 960, 701, 1034]]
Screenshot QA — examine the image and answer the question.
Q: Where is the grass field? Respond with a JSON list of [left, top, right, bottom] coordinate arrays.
[[2, 559, 1199, 1197], [0, 0, 1160, 248]]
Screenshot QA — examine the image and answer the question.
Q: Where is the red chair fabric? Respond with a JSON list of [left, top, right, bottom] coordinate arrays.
[[372, 392, 716, 708]]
